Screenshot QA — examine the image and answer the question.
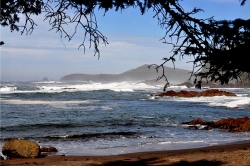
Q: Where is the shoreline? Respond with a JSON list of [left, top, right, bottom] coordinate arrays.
[[2, 140, 250, 166], [44, 140, 250, 156]]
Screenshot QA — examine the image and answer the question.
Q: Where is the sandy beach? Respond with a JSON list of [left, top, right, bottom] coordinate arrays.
[[1, 141, 250, 166]]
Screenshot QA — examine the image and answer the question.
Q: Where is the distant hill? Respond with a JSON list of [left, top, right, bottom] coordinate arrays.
[[60, 64, 191, 84], [60, 73, 117, 82]]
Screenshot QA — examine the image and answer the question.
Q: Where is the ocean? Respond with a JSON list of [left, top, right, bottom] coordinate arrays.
[[0, 81, 250, 156]]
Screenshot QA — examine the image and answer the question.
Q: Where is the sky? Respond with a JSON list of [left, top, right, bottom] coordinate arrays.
[[1, 0, 250, 81]]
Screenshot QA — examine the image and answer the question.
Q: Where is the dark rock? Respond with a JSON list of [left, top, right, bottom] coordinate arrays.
[[2, 139, 40, 158], [155, 89, 236, 97], [189, 118, 204, 125], [200, 89, 236, 97], [213, 117, 250, 132], [40, 146, 58, 153], [195, 81, 202, 89], [187, 126, 199, 130], [181, 117, 250, 132], [202, 126, 212, 130], [202, 121, 215, 126]]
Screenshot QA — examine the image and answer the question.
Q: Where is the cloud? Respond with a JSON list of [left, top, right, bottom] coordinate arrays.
[[1, 8, 196, 81], [1, 47, 51, 57], [1, 28, 193, 81]]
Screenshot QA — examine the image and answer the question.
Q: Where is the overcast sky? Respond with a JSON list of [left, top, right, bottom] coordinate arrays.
[[1, 0, 250, 81]]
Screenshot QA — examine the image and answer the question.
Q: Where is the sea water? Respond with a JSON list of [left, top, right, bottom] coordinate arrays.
[[0, 81, 250, 156]]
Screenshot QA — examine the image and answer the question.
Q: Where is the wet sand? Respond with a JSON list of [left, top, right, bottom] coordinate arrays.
[[1, 141, 250, 166]]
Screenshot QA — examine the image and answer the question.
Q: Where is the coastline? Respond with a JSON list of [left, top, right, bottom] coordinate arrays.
[[2, 140, 250, 166]]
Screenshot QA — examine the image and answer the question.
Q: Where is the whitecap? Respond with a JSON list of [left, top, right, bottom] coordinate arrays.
[[168, 85, 188, 89], [0, 81, 160, 94], [0, 86, 17, 92], [207, 96, 250, 108], [160, 94, 250, 109], [158, 141, 172, 144], [111, 89, 134, 92], [101, 106, 113, 110], [149, 96, 156, 100]]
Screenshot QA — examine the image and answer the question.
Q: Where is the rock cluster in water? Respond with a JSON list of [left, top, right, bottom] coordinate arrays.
[[155, 89, 236, 97], [181, 117, 250, 132], [1, 139, 58, 159]]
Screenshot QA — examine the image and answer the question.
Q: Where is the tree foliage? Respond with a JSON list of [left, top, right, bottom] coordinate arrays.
[[240, 72, 250, 83], [1, 0, 249, 84]]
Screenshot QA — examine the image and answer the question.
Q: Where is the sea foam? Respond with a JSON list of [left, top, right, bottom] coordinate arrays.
[[0, 86, 17, 92], [1, 82, 159, 94], [1, 99, 99, 108]]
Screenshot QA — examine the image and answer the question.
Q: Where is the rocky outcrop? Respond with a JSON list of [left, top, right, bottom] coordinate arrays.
[[40, 146, 58, 153], [2, 140, 40, 158], [187, 118, 205, 125], [214, 117, 250, 132], [181, 117, 250, 132], [155, 89, 236, 97]]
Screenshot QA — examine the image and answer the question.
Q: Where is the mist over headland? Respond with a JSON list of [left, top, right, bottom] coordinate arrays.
[[60, 64, 191, 85]]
